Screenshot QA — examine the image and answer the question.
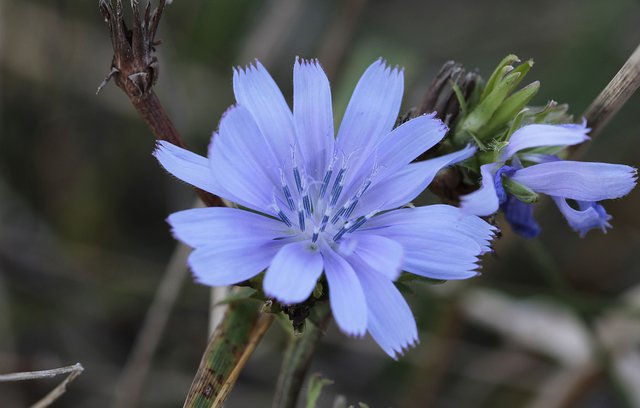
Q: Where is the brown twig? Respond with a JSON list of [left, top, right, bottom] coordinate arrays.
[[0, 363, 83, 382], [29, 364, 85, 408], [583, 43, 640, 140], [97, 0, 222, 207]]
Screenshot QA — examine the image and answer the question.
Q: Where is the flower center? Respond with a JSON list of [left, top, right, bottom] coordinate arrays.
[[272, 153, 378, 245]]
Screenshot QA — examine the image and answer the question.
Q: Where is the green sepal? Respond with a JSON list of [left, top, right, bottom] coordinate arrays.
[[481, 54, 520, 100], [525, 100, 573, 125], [478, 81, 540, 140], [507, 59, 534, 91], [457, 70, 522, 138], [451, 81, 469, 117], [503, 177, 539, 203], [502, 108, 529, 141]]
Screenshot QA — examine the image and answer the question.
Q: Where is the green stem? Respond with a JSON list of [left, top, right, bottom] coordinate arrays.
[[272, 302, 332, 408], [183, 301, 274, 408]]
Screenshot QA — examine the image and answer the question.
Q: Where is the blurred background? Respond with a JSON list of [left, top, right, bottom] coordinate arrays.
[[1, 0, 639, 406]]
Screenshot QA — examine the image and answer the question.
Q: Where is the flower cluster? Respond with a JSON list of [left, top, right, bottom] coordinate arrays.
[[459, 122, 637, 237], [155, 58, 496, 357]]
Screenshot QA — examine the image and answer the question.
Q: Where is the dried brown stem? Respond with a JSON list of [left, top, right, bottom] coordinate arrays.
[[30, 364, 85, 408], [98, 0, 222, 207], [0, 363, 84, 408], [583, 43, 640, 140], [0, 363, 83, 382]]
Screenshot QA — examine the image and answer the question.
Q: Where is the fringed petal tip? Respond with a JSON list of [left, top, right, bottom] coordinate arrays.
[[152, 139, 221, 195], [371, 57, 404, 77], [232, 58, 265, 76], [342, 327, 367, 339], [512, 162, 637, 202], [386, 335, 420, 360], [419, 111, 449, 134], [151, 140, 172, 158], [294, 56, 323, 69]]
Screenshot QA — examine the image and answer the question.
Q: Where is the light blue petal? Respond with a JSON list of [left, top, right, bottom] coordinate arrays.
[[263, 241, 324, 304], [293, 58, 335, 180], [460, 163, 501, 216], [552, 197, 612, 237], [500, 122, 590, 160], [208, 105, 288, 213], [321, 242, 367, 337], [335, 59, 403, 193], [372, 114, 448, 177], [353, 265, 418, 359], [365, 205, 497, 254], [349, 145, 476, 218], [339, 233, 403, 281], [364, 205, 495, 279], [167, 207, 290, 248], [511, 161, 637, 201], [404, 243, 481, 280], [153, 141, 223, 196], [189, 240, 282, 286], [233, 60, 296, 166]]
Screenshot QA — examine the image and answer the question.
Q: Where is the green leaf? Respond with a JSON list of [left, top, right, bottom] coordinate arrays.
[[306, 374, 333, 408]]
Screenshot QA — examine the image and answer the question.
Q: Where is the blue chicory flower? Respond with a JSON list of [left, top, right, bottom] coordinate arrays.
[[154, 58, 497, 358], [460, 122, 637, 237]]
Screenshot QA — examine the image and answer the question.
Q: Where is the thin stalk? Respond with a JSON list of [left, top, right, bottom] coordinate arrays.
[[272, 302, 332, 408], [183, 302, 274, 408]]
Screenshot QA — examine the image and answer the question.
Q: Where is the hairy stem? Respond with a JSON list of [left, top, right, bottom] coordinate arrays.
[[183, 302, 274, 408], [272, 303, 332, 408]]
